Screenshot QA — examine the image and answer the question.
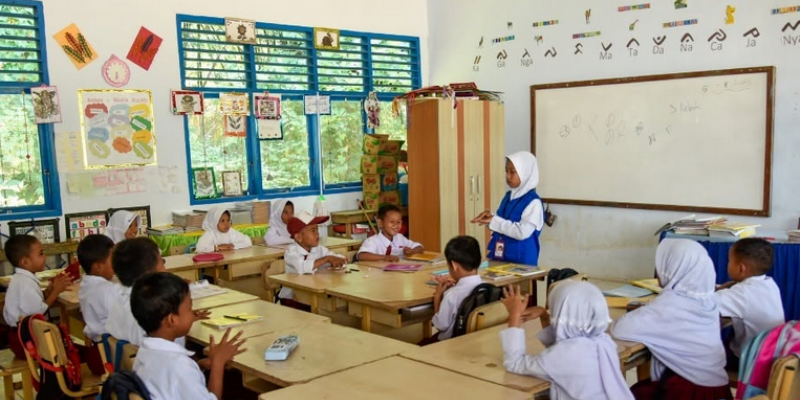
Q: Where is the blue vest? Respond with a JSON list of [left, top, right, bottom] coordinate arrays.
[[487, 189, 542, 265]]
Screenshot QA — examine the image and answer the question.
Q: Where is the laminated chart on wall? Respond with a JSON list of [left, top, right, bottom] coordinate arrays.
[[65, 167, 147, 198], [78, 90, 156, 168]]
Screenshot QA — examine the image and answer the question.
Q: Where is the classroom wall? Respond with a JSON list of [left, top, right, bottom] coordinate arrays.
[[427, 0, 800, 280], [0, 0, 429, 239]]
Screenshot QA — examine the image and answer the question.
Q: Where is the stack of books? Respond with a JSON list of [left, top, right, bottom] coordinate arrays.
[[788, 230, 800, 243], [173, 211, 204, 232], [654, 215, 726, 236], [404, 252, 445, 264], [708, 222, 760, 239], [229, 208, 253, 225], [480, 264, 544, 281], [251, 201, 270, 224], [148, 225, 184, 236]]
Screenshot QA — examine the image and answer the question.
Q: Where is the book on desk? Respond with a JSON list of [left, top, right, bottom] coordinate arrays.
[[201, 313, 263, 329]]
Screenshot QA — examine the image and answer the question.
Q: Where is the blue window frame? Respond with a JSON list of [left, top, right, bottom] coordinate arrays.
[[176, 14, 420, 204], [0, 0, 61, 221]]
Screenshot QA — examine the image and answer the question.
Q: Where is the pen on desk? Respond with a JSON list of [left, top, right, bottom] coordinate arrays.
[[223, 315, 248, 321]]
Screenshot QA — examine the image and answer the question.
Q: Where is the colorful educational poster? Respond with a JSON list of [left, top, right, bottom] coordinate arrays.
[[78, 89, 156, 168], [53, 23, 98, 70], [64, 167, 147, 198], [127, 26, 163, 71], [66, 212, 107, 239], [220, 92, 250, 115]]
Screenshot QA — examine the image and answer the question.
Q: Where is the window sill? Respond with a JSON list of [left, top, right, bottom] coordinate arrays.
[[323, 185, 362, 196], [189, 194, 258, 206], [0, 207, 63, 222]]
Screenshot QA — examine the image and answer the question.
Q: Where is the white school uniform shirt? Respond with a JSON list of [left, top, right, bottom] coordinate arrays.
[[432, 274, 482, 340], [134, 337, 216, 400], [195, 207, 253, 253], [78, 275, 116, 339], [488, 151, 544, 240], [105, 285, 185, 347], [357, 232, 421, 258], [278, 243, 345, 299], [3, 269, 47, 327], [716, 275, 785, 357]]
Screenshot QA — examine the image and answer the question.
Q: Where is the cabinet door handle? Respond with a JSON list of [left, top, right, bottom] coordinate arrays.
[[470, 175, 476, 195], [477, 174, 482, 195]]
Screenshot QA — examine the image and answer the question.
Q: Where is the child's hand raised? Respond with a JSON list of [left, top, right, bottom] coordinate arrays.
[[50, 274, 73, 294], [208, 328, 247, 367], [501, 285, 528, 328], [194, 309, 211, 321]]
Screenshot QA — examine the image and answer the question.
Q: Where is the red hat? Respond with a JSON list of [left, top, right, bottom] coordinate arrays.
[[287, 210, 329, 236]]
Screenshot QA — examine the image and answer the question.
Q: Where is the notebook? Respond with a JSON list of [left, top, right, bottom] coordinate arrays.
[[487, 264, 544, 277], [201, 313, 263, 329], [603, 284, 654, 298], [630, 278, 663, 294], [190, 280, 228, 299], [383, 264, 423, 272]]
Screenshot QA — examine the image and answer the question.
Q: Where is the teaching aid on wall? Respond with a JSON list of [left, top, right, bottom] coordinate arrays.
[[531, 67, 774, 216]]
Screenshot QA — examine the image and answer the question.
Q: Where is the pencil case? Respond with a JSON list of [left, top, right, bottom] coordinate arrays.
[[264, 335, 299, 361]]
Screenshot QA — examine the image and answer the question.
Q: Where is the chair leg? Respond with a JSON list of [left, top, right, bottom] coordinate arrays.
[[2, 374, 13, 400], [20, 370, 32, 400]]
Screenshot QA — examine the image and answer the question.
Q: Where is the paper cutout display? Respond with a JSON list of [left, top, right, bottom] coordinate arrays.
[[53, 23, 98, 70], [78, 89, 156, 168], [219, 92, 249, 115], [254, 94, 281, 120], [31, 86, 61, 124], [102, 55, 131, 88], [303, 95, 330, 115], [674, 0, 687, 9], [585, 9, 592, 24], [364, 92, 380, 129], [725, 5, 736, 24], [224, 115, 247, 137], [222, 171, 243, 197], [127, 27, 163, 70], [193, 167, 217, 199], [225, 18, 256, 44], [171, 90, 204, 115], [257, 119, 282, 140]]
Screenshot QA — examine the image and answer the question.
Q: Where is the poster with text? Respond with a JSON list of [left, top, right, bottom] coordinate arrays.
[[78, 89, 156, 168]]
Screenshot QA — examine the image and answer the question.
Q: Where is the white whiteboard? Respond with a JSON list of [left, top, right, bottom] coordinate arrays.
[[532, 67, 774, 216]]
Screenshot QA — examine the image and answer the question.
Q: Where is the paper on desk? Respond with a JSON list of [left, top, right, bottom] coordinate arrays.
[[602, 284, 654, 298]]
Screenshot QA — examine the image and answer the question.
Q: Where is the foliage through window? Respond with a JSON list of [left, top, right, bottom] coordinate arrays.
[[178, 15, 420, 202]]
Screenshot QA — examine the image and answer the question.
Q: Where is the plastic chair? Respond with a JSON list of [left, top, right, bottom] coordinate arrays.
[[465, 301, 508, 334]]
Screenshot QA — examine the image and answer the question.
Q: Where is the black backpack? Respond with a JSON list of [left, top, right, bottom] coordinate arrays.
[[452, 283, 503, 338], [100, 371, 151, 400], [546, 268, 579, 291]]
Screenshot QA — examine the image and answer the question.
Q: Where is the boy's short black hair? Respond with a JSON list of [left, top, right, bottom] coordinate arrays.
[[77, 234, 114, 275], [3, 235, 39, 268], [113, 238, 161, 287], [377, 204, 402, 220], [444, 235, 482, 271], [732, 238, 774, 275], [131, 272, 189, 334]]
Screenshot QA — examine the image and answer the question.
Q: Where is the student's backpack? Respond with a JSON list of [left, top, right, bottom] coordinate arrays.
[[546, 268, 579, 291], [452, 283, 503, 338], [736, 320, 800, 400], [18, 314, 82, 396], [100, 371, 151, 400]]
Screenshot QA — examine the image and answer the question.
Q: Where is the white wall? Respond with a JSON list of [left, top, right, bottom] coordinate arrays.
[[0, 0, 429, 238], [427, 0, 800, 279]]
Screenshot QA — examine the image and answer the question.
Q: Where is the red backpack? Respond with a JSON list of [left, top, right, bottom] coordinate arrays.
[[18, 314, 82, 392]]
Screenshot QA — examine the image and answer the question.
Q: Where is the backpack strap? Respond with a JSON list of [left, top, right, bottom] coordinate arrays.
[[101, 334, 115, 374], [115, 339, 131, 371]]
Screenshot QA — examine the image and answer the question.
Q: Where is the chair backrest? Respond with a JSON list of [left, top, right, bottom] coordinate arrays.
[[452, 283, 503, 338], [26, 318, 86, 396], [767, 355, 800, 400], [466, 301, 508, 334], [262, 259, 286, 292], [103, 335, 139, 372]]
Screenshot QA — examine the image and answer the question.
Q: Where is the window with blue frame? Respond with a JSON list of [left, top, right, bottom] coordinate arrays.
[[0, 0, 60, 220], [177, 15, 420, 203]]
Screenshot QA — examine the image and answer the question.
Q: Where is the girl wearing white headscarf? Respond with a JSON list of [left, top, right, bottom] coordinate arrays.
[[106, 210, 141, 244], [264, 200, 294, 246], [612, 239, 732, 400], [472, 151, 544, 265], [195, 207, 252, 253]]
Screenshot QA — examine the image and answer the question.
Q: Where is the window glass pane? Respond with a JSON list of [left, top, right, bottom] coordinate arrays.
[[320, 101, 363, 185], [187, 98, 249, 199], [0, 93, 44, 207], [376, 101, 407, 150], [260, 99, 310, 190], [0, 4, 42, 84]]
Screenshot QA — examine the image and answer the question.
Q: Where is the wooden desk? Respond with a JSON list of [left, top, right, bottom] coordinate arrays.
[[0, 240, 79, 264], [355, 260, 445, 271], [164, 246, 286, 281], [187, 300, 329, 346], [192, 289, 259, 310], [229, 321, 415, 388], [258, 356, 532, 400], [0, 268, 65, 288], [267, 268, 395, 314], [264, 236, 362, 253]]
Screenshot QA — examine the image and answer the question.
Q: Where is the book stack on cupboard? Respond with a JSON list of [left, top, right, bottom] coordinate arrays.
[[361, 134, 404, 210], [788, 230, 800, 244]]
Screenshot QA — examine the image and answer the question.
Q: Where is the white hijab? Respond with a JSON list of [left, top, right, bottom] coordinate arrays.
[[202, 207, 230, 241], [611, 239, 728, 387], [537, 281, 634, 400], [506, 151, 540, 200], [270, 200, 291, 238], [106, 210, 140, 244]]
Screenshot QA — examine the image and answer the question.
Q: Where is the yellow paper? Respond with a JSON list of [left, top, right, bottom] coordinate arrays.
[[53, 23, 98, 70]]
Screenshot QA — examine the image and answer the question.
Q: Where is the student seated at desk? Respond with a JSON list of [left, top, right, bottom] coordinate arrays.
[[278, 211, 346, 310], [196, 207, 252, 253], [356, 204, 423, 262], [132, 272, 246, 400], [2, 235, 72, 360], [264, 199, 295, 246], [429, 236, 483, 342], [715, 238, 784, 371], [500, 281, 634, 400], [612, 239, 732, 400], [106, 210, 141, 244], [77, 234, 117, 340]]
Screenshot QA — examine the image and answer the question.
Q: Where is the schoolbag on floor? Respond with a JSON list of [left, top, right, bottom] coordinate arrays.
[[736, 320, 800, 400], [452, 283, 503, 338], [101, 371, 151, 400]]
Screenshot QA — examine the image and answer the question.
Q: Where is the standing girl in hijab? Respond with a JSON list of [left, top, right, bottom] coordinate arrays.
[[106, 210, 141, 244], [472, 151, 544, 265], [195, 207, 252, 253], [612, 239, 732, 400], [500, 281, 634, 400], [264, 200, 294, 246]]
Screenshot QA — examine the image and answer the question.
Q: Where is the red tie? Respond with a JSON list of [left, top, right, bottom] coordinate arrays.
[[385, 246, 392, 256]]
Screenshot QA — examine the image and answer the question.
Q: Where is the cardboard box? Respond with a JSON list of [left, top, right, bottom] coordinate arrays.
[[380, 173, 398, 191], [379, 140, 405, 156], [361, 155, 378, 174], [362, 174, 381, 193], [362, 191, 380, 210], [379, 190, 401, 206], [376, 156, 398, 174], [363, 134, 388, 155]]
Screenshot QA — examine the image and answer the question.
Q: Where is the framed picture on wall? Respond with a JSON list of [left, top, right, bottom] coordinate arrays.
[[313, 27, 340, 50], [64, 211, 108, 240], [224, 17, 256, 44], [171, 90, 204, 115], [222, 171, 243, 197], [8, 218, 60, 244], [108, 205, 152, 237], [193, 167, 218, 199]]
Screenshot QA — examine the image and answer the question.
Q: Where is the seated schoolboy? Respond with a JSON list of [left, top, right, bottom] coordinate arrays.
[[77, 234, 117, 340], [715, 238, 784, 368], [264, 200, 295, 246], [132, 272, 246, 400], [196, 207, 253, 253], [430, 235, 483, 341], [2, 235, 72, 359], [357, 204, 423, 262], [106, 210, 141, 244], [278, 211, 346, 308]]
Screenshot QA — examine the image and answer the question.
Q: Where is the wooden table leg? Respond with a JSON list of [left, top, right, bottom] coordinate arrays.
[[637, 359, 651, 381], [310, 295, 319, 314], [361, 305, 372, 332], [422, 319, 432, 339]]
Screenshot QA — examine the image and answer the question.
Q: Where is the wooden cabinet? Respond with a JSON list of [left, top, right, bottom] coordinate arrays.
[[408, 99, 505, 253]]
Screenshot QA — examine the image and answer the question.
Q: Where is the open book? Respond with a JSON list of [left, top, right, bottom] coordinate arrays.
[[190, 280, 228, 300], [630, 278, 662, 294]]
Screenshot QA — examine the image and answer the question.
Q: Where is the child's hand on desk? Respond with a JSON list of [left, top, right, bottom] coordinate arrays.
[[194, 309, 212, 321], [501, 285, 529, 328], [208, 329, 247, 366], [327, 256, 346, 270], [214, 244, 235, 252], [403, 247, 423, 256], [383, 255, 400, 262]]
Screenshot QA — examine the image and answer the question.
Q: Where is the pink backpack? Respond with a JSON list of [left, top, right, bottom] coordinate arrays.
[[736, 321, 800, 399]]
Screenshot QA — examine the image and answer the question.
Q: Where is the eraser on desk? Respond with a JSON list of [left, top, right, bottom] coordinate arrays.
[[265, 335, 299, 361]]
